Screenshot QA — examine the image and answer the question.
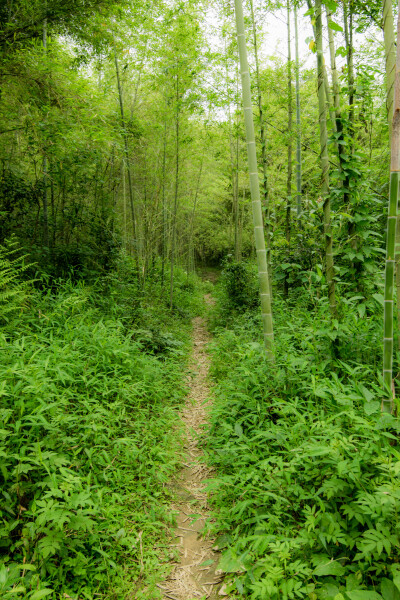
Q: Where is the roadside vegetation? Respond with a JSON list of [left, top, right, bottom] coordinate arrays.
[[205, 262, 399, 600], [0, 245, 205, 599]]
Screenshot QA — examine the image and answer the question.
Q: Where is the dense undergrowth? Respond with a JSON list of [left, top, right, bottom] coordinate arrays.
[[205, 262, 400, 600], [0, 247, 205, 599]]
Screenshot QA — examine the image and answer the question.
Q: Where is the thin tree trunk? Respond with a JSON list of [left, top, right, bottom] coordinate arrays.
[[170, 70, 180, 310], [122, 159, 127, 248], [306, 0, 336, 135], [383, 0, 396, 137], [343, 0, 359, 278], [382, 0, 400, 359], [326, 6, 344, 169], [315, 0, 336, 317], [234, 0, 274, 358], [42, 17, 49, 250], [234, 97, 240, 261], [113, 41, 138, 265], [343, 0, 355, 143], [285, 0, 293, 298], [250, 0, 272, 289], [383, 2, 400, 414], [161, 109, 167, 286], [188, 159, 203, 274], [294, 5, 302, 218]]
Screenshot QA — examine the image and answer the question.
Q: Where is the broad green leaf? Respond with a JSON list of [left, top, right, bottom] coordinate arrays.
[[328, 20, 343, 32], [30, 591, 54, 600], [381, 579, 400, 600], [346, 592, 383, 600], [218, 550, 245, 573], [234, 423, 243, 437], [364, 401, 380, 416], [313, 561, 345, 576], [326, 0, 338, 10], [372, 293, 384, 305]]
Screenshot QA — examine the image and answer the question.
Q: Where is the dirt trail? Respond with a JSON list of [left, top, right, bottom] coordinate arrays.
[[158, 293, 226, 600]]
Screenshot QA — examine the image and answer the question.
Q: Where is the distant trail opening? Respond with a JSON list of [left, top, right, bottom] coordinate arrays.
[[158, 293, 227, 600]]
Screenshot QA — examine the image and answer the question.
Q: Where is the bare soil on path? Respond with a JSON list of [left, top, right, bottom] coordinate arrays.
[[158, 293, 227, 600]]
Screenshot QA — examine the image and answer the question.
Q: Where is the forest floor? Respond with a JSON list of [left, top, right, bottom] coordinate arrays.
[[158, 291, 228, 600]]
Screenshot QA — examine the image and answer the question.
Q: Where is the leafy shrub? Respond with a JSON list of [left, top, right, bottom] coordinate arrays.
[[0, 237, 31, 326], [0, 280, 190, 599], [205, 285, 397, 600], [220, 260, 259, 310]]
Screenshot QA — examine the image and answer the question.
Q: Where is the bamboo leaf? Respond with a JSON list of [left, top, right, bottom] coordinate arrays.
[[328, 21, 343, 32]]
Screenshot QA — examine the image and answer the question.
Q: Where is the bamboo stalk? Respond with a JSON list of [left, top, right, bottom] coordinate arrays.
[[383, 0, 396, 136], [315, 0, 336, 317], [170, 68, 180, 310], [250, 0, 272, 289], [284, 0, 293, 298], [383, 0, 400, 414], [306, 0, 336, 135], [382, 0, 400, 361], [294, 5, 302, 218], [113, 41, 139, 267], [234, 0, 274, 358], [42, 14, 49, 250]]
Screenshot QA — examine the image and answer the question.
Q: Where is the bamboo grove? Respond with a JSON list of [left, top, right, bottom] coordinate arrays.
[[0, 0, 393, 338], [2, 0, 400, 596]]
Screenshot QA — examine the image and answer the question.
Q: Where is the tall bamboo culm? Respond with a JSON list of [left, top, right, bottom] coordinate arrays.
[[294, 5, 302, 218], [315, 0, 336, 317], [234, 0, 274, 358], [382, 0, 400, 359], [383, 0, 400, 414], [249, 0, 272, 292]]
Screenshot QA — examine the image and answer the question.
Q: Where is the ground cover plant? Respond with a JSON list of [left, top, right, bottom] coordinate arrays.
[[205, 265, 400, 600], [0, 248, 205, 599]]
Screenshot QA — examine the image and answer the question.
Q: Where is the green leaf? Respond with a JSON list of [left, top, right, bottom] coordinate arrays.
[[372, 293, 384, 305], [326, 0, 338, 10], [30, 591, 54, 600], [381, 579, 400, 600], [346, 593, 383, 600], [358, 384, 374, 402], [364, 401, 380, 416], [328, 20, 343, 32], [234, 423, 243, 437], [336, 46, 347, 57], [313, 561, 345, 576], [218, 550, 245, 573]]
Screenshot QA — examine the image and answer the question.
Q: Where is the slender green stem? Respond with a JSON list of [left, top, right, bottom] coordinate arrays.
[[294, 5, 302, 219], [383, 0, 400, 413], [234, 0, 274, 358], [315, 0, 336, 317]]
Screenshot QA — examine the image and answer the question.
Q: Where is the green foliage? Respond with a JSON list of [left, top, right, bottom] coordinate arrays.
[[0, 269, 196, 598], [219, 260, 259, 310], [0, 237, 31, 326], [205, 287, 397, 600]]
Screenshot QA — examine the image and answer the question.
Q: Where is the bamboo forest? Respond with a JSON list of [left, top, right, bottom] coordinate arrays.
[[2, 0, 400, 598]]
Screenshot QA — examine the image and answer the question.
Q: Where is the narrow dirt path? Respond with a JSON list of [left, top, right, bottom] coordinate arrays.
[[158, 294, 225, 600]]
